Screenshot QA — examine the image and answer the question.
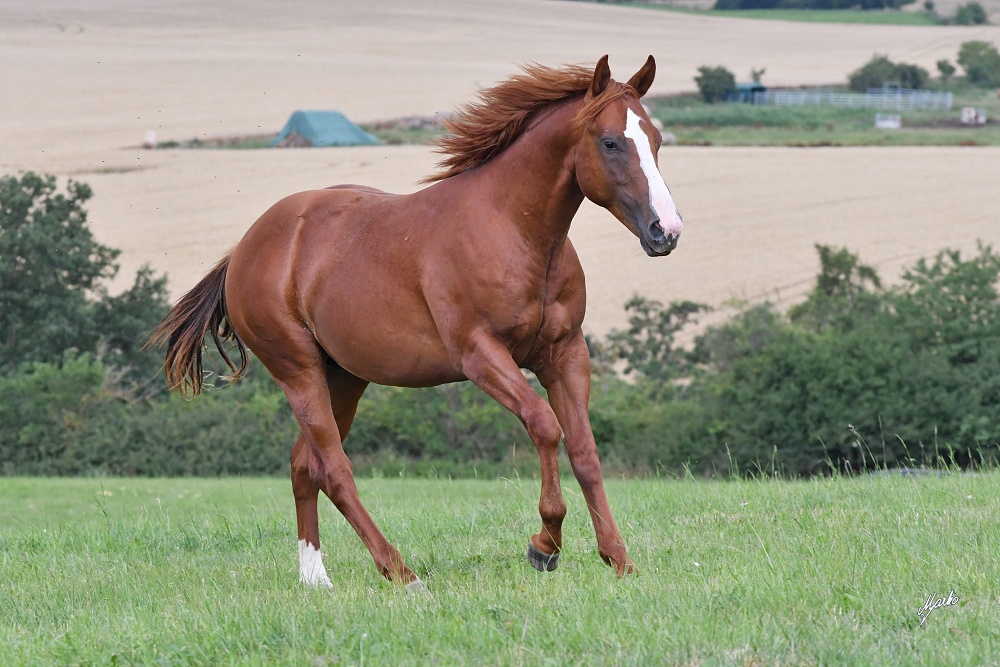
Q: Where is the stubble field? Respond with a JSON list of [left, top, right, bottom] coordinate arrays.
[[2, 0, 1000, 333]]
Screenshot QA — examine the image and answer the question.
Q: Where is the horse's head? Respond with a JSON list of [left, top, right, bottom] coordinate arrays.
[[574, 55, 682, 257]]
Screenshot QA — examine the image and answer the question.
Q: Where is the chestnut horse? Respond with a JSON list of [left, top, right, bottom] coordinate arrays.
[[153, 55, 682, 590]]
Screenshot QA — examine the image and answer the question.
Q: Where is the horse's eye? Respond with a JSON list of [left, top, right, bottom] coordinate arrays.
[[602, 139, 618, 151]]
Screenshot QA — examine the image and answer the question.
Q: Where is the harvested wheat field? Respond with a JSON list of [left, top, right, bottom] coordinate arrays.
[[2, 0, 999, 334]]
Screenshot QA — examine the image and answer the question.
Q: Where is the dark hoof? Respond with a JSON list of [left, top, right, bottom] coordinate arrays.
[[527, 541, 559, 572]]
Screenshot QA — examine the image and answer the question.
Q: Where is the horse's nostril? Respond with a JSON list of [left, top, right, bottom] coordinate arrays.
[[648, 220, 665, 243]]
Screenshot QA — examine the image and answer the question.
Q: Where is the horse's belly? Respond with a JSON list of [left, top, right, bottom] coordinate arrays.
[[309, 296, 464, 388], [324, 337, 465, 388]]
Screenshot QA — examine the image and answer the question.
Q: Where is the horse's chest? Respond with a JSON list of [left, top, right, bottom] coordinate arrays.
[[497, 298, 544, 344], [496, 283, 569, 362]]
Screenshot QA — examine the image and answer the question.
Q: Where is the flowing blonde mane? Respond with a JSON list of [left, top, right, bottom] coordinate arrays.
[[424, 62, 634, 183]]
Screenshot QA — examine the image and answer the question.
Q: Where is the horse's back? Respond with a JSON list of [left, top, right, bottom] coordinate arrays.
[[225, 184, 460, 386]]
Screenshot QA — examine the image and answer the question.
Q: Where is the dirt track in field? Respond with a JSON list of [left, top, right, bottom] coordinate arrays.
[[2, 0, 999, 334]]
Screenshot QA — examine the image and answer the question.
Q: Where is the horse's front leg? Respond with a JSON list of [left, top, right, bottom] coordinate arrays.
[[460, 335, 567, 571], [539, 332, 636, 576]]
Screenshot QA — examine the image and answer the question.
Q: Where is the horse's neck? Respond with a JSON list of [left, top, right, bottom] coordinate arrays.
[[473, 100, 585, 255]]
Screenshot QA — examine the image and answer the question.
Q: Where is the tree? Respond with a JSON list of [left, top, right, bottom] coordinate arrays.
[[606, 295, 707, 389], [789, 244, 883, 332], [0, 172, 169, 383], [937, 59, 956, 82], [954, 1, 988, 25], [848, 55, 928, 92], [694, 66, 736, 103], [957, 40, 1000, 87]]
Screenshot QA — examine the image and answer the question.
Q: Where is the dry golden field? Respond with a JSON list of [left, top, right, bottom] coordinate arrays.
[[2, 0, 999, 334]]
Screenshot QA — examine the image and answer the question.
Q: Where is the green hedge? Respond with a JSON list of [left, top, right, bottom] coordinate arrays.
[[3, 173, 1000, 478]]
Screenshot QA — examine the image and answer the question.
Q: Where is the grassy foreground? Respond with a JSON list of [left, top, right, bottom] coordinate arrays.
[[1, 474, 998, 665]]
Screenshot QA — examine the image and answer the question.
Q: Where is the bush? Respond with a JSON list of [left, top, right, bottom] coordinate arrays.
[[957, 40, 1000, 87], [848, 55, 929, 92], [690, 244, 1000, 476], [954, 1, 988, 24], [0, 355, 296, 476], [0, 172, 169, 385], [0, 352, 538, 477], [694, 66, 736, 103], [937, 59, 956, 82], [788, 244, 882, 331], [604, 295, 707, 390]]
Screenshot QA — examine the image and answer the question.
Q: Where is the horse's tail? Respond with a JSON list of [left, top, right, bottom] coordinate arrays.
[[148, 254, 248, 397]]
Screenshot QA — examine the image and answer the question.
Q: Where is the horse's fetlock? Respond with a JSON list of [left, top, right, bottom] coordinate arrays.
[[539, 497, 567, 525]]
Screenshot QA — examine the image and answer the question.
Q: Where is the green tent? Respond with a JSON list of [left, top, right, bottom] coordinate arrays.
[[270, 110, 378, 147]]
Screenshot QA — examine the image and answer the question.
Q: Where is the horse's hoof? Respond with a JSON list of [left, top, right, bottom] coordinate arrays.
[[405, 578, 428, 595], [615, 559, 639, 577], [527, 541, 559, 572]]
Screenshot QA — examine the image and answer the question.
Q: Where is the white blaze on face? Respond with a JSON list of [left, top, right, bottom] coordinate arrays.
[[299, 539, 334, 589], [624, 108, 683, 239]]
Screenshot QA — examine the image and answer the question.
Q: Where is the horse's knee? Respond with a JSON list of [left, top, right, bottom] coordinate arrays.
[[570, 453, 603, 489]]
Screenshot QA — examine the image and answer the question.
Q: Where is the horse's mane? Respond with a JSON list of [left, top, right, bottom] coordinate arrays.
[[424, 62, 634, 183]]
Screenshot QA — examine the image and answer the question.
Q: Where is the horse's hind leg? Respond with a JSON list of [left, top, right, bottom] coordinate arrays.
[[291, 365, 370, 588], [291, 434, 331, 588], [257, 336, 418, 588]]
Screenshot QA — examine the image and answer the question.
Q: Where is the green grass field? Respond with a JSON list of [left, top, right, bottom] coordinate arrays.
[[2, 474, 998, 665], [164, 83, 1000, 151], [648, 83, 1000, 147], [634, 4, 939, 25]]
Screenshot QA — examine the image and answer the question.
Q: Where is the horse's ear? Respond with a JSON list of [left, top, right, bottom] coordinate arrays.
[[626, 55, 656, 98], [591, 55, 611, 97]]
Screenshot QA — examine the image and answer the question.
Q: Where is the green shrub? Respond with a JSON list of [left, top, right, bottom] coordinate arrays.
[[848, 55, 929, 91], [694, 66, 736, 103], [690, 244, 1000, 476], [788, 244, 882, 331], [937, 59, 956, 81], [954, 1, 988, 24], [957, 40, 1000, 87], [604, 295, 707, 390]]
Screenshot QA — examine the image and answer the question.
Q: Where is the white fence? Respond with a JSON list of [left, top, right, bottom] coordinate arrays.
[[752, 88, 953, 111]]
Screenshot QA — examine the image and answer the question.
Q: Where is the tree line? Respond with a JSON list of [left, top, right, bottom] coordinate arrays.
[[695, 40, 1000, 103]]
